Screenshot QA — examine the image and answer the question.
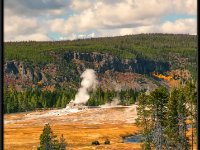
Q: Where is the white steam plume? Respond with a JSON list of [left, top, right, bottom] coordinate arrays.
[[101, 82, 121, 107], [101, 97, 120, 107], [71, 69, 98, 105]]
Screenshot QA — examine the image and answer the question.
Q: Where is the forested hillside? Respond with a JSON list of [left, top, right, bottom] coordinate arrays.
[[4, 34, 197, 113], [5, 33, 197, 72]]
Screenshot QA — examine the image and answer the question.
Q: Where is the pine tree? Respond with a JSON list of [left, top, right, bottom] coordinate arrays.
[[183, 80, 197, 149], [59, 134, 67, 150], [61, 94, 66, 108], [30, 95, 37, 109], [137, 85, 192, 150], [165, 88, 182, 149], [150, 87, 169, 150], [177, 88, 190, 150], [136, 93, 153, 149], [56, 97, 61, 108], [38, 123, 59, 150]]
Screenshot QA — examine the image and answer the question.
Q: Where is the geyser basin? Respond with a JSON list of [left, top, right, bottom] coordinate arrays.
[[4, 105, 141, 150], [4, 105, 138, 126]]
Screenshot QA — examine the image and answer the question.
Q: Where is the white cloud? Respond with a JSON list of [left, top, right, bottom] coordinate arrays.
[[172, 0, 197, 15], [48, 0, 162, 34], [4, 0, 72, 17], [4, 13, 50, 41], [160, 18, 197, 35], [48, 0, 197, 35], [16, 33, 50, 41], [98, 18, 197, 36], [4, 0, 197, 41], [59, 32, 96, 40], [70, 0, 94, 12], [47, 9, 66, 16]]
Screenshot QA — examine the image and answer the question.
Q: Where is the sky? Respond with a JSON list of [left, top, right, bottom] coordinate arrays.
[[4, 0, 197, 41]]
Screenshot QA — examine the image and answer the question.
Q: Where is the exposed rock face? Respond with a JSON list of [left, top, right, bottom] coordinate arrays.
[[4, 61, 48, 88], [4, 61, 19, 74], [64, 52, 170, 74], [98, 71, 157, 91], [4, 51, 170, 91]]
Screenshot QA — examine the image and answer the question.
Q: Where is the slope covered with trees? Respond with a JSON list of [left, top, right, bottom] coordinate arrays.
[[3, 34, 197, 114], [4, 34, 197, 78]]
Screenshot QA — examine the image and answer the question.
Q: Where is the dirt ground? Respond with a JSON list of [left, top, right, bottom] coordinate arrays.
[[4, 106, 142, 150]]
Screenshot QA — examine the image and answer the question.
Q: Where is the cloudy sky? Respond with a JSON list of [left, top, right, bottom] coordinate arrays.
[[4, 0, 197, 41]]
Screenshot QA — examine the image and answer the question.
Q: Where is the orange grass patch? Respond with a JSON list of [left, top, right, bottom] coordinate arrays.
[[4, 107, 142, 150]]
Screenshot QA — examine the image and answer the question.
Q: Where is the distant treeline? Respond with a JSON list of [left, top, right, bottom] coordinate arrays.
[[4, 87, 142, 113]]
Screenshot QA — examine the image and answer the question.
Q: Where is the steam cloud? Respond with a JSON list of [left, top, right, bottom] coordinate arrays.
[[101, 81, 121, 107], [71, 69, 98, 105], [101, 97, 120, 107]]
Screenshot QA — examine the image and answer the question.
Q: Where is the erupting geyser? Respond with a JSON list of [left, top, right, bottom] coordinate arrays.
[[67, 69, 98, 108]]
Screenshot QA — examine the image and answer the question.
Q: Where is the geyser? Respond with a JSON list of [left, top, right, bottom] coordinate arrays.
[[69, 69, 98, 106]]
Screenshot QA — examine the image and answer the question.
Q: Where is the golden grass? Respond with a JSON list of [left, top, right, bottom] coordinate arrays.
[[4, 123, 142, 150], [4, 107, 197, 150], [4, 107, 142, 150]]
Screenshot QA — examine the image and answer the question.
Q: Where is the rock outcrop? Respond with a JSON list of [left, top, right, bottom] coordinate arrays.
[[64, 52, 170, 74], [4, 51, 170, 91]]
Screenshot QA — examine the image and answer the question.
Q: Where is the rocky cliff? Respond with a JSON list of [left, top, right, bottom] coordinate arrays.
[[63, 52, 170, 74], [4, 51, 170, 91]]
